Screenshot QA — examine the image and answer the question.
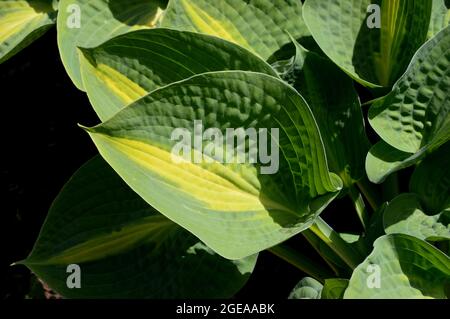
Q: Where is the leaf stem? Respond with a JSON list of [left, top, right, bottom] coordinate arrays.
[[349, 186, 370, 230], [309, 217, 363, 270], [302, 231, 342, 276], [268, 243, 334, 283]]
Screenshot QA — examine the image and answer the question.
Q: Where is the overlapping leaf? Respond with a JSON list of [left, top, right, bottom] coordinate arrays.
[[366, 26, 450, 183], [303, 0, 433, 87], [0, 0, 56, 64], [84, 71, 342, 259], [274, 39, 369, 187], [345, 234, 450, 299], [161, 0, 310, 61], [384, 193, 450, 241], [80, 28, 277, 121], [22, 156, 257, 298], [57, 0, 167, 90]]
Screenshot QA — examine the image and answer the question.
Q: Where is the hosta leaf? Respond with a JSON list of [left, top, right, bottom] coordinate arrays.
[[428, 0, 450, 39], [22, 156, 256, 298], [384, 193, 450, 242], [288, 277, 323, 299], [410, 143, 450, 213], [80, 28, 277, 121], [161, 0, 310, 61], [366, 26, 450, 183], [344, 234, 450, 299], [84, 71, 342, 259], [0, 0, 56, 64], [365, 140, 426, 184], [276, 39, 369, 187], [321, 279, 349, 299], [303, 0, 433, 87], [57, 0, 167, 91]]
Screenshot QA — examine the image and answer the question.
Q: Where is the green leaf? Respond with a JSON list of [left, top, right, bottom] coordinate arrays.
[[365, 141, 425, 184], [0, 0, 56, 64], [288, 277, 323, 299], [410, 143, 450, 213], [80, 28, 277, 121], [57, 0, 167, 91], [321, 279, 349, 299], [276, 39, 370, 187], [84, 71, 342, 259], [345, 234, 450, 299], [303, 0, 433, 87], [161, 0, 310, 61], [22, 156, 256, 298], [428, 0, 450, 39], [366, 26, 450, 183], [383, 193, 450, 242]]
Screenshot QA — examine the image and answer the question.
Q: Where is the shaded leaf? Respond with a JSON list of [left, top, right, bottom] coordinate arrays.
[[276, 39, 370, 187], [303, 0, 433, 87], [22, 156, 257, 298], [410, 143, 450, 213]]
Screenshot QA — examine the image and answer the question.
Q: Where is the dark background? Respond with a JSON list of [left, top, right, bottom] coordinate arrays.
[[0, 28, 363, 300]]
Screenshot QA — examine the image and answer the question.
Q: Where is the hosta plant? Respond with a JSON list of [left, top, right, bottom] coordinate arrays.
[[3, 0, 449, 299]]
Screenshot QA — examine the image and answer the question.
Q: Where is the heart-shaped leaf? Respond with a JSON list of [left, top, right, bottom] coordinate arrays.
[[0, 0, 56, 64], [384, 193, 450, 242], [366, 26, 450, 183], [321, 279, 349, 299], [275, 39, 370, 187], [84, 71, 342, 259], [21, 156, 257, 298], [288, 277, 323, 299], [303, 0, 433, 87], [344, 234, 450, 299], [80, 28, 277, 121], [57, 0, 167, 90], [161, 0, 310, 61], [410, 143, 450, 213]]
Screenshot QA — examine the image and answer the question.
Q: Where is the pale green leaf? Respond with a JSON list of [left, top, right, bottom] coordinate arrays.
[[344, 234, 450, 299], [288, 277, 323, 299], [22, 156, 256, 298], [84, 71, 342, 259], [384, 193, 450, 242], [428, 0, 450, 38]]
